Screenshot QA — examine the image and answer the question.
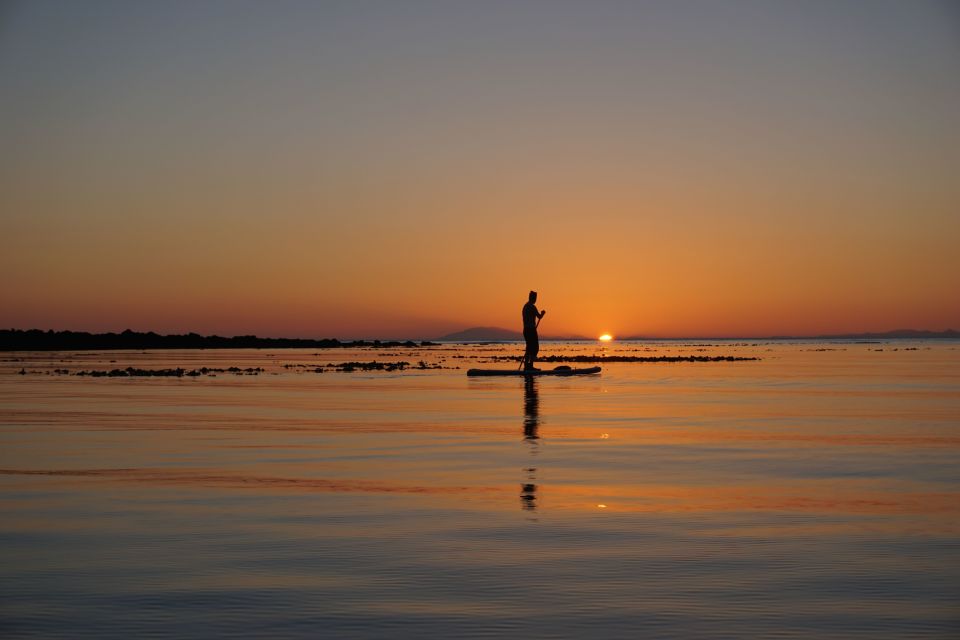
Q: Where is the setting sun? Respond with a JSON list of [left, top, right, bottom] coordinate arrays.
[[598, 334, 613, 342]]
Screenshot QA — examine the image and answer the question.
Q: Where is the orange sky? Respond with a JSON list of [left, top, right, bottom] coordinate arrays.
[[2, 2, 958, 338]]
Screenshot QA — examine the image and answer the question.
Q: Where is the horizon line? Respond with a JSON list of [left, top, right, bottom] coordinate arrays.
[[3, 326, 958, 344]]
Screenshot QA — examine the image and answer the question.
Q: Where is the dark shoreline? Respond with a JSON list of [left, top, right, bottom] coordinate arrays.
[[0, 329, 438, 352]]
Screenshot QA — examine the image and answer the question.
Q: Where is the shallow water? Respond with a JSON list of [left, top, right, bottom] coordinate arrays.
[[2, 341, 959, 638]]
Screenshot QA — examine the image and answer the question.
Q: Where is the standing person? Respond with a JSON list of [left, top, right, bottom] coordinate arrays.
[[522, 291, 546, 370]]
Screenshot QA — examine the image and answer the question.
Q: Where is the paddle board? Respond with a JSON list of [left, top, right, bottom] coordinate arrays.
[[466, 365, 601, 377]]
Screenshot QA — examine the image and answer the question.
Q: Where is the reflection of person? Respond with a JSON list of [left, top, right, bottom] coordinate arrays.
[[522, 291, 546, 370], [523, 376, 540, 440], [521, 376, 540, 511]]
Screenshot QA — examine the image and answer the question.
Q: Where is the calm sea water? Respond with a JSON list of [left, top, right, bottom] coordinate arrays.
[[2, 341, 958, 639]]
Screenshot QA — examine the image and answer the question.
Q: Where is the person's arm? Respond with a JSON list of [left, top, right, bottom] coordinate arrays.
[[539, 308, 546, 319]]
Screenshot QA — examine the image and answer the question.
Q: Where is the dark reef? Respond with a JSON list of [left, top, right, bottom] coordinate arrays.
[[74, 366, 265, 377]]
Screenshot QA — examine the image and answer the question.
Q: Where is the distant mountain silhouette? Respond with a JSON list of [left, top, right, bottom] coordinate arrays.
[[437, 326, 522, 341], [437, 326, 591, 341]]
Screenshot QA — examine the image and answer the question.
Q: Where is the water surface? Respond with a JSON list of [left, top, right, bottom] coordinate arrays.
[[2, 341, 958, 638]]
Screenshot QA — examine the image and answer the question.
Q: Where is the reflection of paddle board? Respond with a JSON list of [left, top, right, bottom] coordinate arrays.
[[466, 366, 601, 377]]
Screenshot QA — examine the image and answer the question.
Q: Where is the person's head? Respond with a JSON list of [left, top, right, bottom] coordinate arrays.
[[528, 290, 537, 303]]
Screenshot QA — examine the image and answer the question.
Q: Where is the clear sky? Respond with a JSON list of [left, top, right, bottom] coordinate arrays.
[[2, 0, 958, 338]]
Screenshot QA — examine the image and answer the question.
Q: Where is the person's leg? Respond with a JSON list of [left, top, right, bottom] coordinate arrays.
[[527, 335, 539, 369]]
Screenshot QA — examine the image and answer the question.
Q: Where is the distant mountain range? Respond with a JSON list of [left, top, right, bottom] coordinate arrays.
[[437, 326, 521, 341], [436, 326, 589, 341]]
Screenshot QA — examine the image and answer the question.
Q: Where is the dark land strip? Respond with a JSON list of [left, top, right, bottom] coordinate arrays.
[[1, 329, 438, 351]]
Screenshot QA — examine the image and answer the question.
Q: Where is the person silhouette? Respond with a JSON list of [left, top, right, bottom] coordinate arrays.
[[522, 291, 546, 371]]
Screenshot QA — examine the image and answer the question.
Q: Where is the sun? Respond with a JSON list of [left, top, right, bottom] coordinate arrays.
[[598, 334, 613, 342]]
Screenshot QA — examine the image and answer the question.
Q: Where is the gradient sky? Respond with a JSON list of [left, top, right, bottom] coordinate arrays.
[[2, 0, 958, 338]]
